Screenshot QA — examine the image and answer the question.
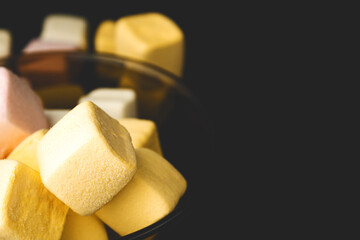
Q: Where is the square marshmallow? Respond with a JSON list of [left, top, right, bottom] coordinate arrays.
[[79, 88, 137, 119]]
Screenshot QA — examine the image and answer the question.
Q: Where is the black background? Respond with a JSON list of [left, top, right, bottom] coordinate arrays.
[[1, 1, 241, 239]]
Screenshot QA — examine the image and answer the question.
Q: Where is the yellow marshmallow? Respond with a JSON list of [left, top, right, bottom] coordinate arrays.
[[61, 210, 108, 240], [119, 118, 162, 155], [37, 101, 137, 216], [7, 130, 108, 240], [0, 29, 11, 59], [7, 129, 48, 171], [96, 148, 186, 236], [95, 20, 115, 54], [114, 12, 184, 77], [0, 160, 68, 240]]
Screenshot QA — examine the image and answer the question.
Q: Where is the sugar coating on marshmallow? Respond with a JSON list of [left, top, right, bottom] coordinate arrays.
[[22, 38, 80, 53], [0, 160, 69, 240], [95, 20, 115, 54], [0, 67, 48, 158], [96, 148, 186, 236], [37, 101, 137, 216], [40, 14, 88, 50], [79, 88, 137, 119], [0, 29, 11, 59], [119, 118, 162, 155], [114, 12, 184, 76], [44, 109, 70, 126], [7, 129, 48, 172]]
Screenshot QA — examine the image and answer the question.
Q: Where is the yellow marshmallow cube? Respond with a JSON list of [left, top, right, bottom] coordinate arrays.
[[96, 148, 186, 236], [95, 20, 115, 54], [0, 29, 11, 59], [7, 129, 48, 171], [0, 160, 68, 240], [61, 210, 108, 240], [114, 12, 184, 77], [7, 129, 108, 240], [119, 118, 162, 155], [37, 101, 137, 216]]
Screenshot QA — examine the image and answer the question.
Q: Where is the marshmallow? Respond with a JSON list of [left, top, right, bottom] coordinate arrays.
[[61, 210, 108, 240], [0, 29, 11, 59], [7, 130, 108, 240], [23, 38, 80, 53], [95, 20, 115, 54], [78, 88, 137, 119], [119, 118, 162, 155], [96, 148, 186, 236], [37, 101, 137, 216], [40, 14, 88, 50], [44, 109, 70, 126], [7, 129, 48, 171], [0, 160, 68, 240], [0, 67, 48, 158], [114, 12, 184, 76]]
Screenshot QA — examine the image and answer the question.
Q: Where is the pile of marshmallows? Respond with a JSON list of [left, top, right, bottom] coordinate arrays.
[[1, 12, 186, 240], [0, 64, 186, 238]]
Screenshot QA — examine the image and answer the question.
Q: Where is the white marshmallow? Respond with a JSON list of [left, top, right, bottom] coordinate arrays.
[[40, 14, 88, 50], [44, 109, 71, 127], [79, 88, 137, 119]]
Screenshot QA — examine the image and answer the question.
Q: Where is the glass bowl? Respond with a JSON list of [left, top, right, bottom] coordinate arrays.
[[1, 52, 213, 239]]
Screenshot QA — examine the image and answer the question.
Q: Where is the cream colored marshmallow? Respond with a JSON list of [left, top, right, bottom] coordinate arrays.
[[37, 101, 137, 216], [40, 14, 88, 50], [44, 109, 70, 126], [78, 88, 137, 119]]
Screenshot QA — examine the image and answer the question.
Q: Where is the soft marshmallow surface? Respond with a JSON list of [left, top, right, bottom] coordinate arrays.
[[114, 12, 184, 76], [0, 29, 11, 59], [37, 101, 137, 216], [23, 38, 80, 53], [40, 14, 88, 50], [0, 67, 48, 158], [61, 210, 108, 240], [0, 160, 69, 240], [95, 20, 115, 54], [7, 130, 108, 240], [79, 88, 137, 119], [8, 129, 48, 171], [96, 148, 186, 236], [119, 118, 162, 155]]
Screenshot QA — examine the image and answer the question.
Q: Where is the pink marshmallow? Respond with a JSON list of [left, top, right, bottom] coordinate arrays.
[[0, 67, 48, 158], [22, 38, 80, 53]]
